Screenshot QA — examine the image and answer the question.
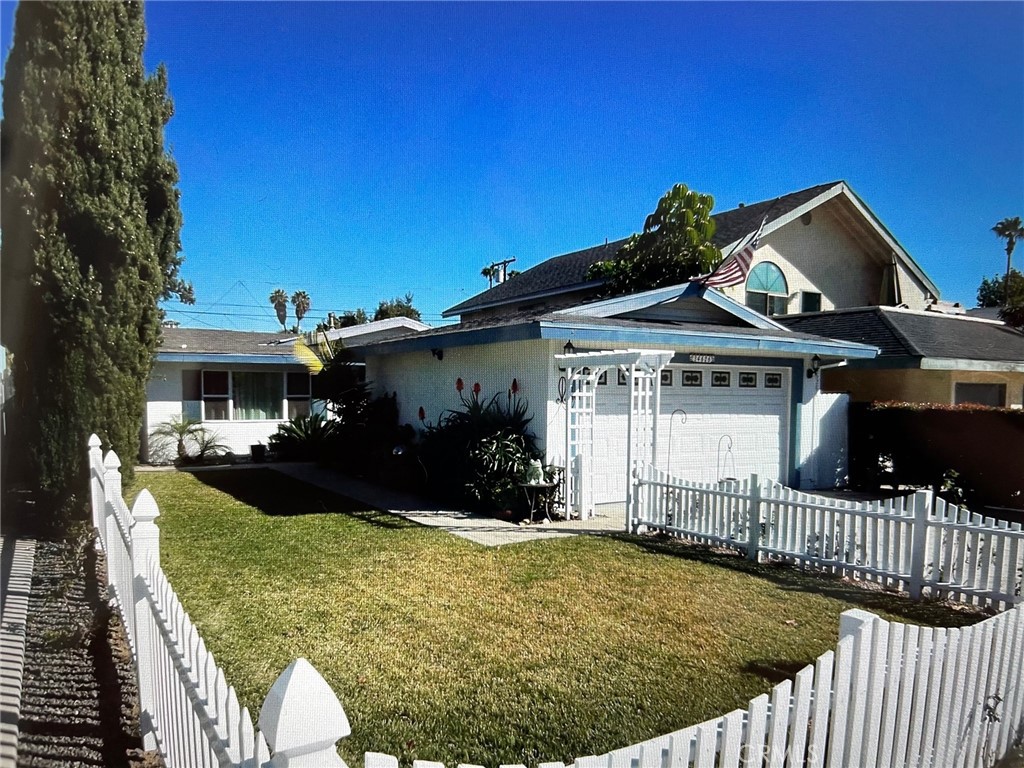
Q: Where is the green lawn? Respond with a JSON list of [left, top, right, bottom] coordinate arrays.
[[128, 469, 979, 767]]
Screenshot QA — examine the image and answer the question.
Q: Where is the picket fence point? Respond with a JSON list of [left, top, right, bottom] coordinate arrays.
[[103, 449, 122, 471], [258, 657, 349, 767], [131, 489, 161, 523], [839, 609, 878, 642], [88, 433, 102, 450]]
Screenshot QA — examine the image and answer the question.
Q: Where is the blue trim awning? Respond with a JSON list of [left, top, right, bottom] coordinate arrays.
[[156, 353, 305, 366], [359, 319, 878, 361]]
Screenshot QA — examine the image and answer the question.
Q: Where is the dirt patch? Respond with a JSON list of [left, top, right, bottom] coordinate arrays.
[[15, 532, 162, 767]]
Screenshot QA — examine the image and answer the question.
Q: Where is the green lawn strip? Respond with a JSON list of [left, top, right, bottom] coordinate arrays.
[[128, 469, 980, 767]]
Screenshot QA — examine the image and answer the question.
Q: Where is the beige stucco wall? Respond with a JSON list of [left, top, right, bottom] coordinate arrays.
[[822, 367, 1024, 407], [719, 202, 933, 313]]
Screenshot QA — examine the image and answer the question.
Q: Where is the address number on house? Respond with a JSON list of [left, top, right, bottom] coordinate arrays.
[[689, 354, 715, 364]]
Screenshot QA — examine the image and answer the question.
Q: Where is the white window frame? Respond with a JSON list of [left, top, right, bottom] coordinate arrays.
[[200, 370, 311, 422]]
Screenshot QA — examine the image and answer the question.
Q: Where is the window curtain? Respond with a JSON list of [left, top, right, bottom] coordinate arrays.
[[233, 373, 283, 420]]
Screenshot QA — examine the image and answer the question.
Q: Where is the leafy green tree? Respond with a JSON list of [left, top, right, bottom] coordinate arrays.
[[587, 183, 722, 296], [337, 308, 369, 327], [977, 269, 1024, 308], [993, 217, 1024, 307], [373, 292, 422, 321], [1, 1, 191, 515], [290, 290, 311, 329], [269, 288, 289, 329]]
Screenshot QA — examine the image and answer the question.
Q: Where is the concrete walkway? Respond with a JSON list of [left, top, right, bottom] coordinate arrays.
[[268, 463, 625, 547], [0, 535, 36, 766]]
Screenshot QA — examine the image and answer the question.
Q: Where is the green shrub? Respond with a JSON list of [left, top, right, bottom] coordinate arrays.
[[268, 413, 340, 461], [420, 387, 541, 513], [149, 416, 226, 465]]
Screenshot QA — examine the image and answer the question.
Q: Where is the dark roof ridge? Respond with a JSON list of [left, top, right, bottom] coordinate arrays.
[[871, 307, 921, 357]]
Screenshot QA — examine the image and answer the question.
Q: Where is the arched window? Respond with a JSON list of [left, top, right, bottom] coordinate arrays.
[[745, 262, 789, 316]]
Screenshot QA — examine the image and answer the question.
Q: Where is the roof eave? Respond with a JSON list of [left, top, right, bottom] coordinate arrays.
[[156, 352, 304, 365]]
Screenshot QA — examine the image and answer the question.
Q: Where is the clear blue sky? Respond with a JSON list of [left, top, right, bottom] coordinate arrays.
[[2, 1, 1022, 332]]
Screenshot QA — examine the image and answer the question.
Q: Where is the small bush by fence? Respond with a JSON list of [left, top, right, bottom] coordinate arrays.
[[634, 467, 1024, 611], [88, 436, 1024, 768]]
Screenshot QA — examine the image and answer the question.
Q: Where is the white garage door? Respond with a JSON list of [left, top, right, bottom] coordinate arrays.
[[590, 365, 790, 504]]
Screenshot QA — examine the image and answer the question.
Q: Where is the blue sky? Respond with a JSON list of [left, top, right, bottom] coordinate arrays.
[[2, 1, 1022, 332]]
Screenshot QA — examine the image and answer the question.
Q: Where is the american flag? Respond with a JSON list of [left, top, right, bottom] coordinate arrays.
[[701, 216, 767, 288]]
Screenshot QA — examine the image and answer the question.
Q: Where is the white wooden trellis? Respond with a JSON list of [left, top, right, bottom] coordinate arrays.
[[625, 361, 661, 532], [564, 366, 598, 519], [554, 349, 673, 525]]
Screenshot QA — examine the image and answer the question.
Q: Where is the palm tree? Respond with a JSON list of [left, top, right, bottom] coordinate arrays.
[[993, 217, 1024, 307], [481, 265, 497, 288], [291, 290, 311, 330], [269, 288, 289, 329]]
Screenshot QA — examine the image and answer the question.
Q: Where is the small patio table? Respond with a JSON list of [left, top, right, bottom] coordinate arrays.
[[519, 481, 559, 523]]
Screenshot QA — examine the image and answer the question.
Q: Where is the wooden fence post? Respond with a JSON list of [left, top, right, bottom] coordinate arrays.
[[745, 474, 761, 561], [258, 658, 350, 767], [908, 490, 931, 600], [130, 489, 161, 753], [103, 450, 123, 512], [88, 434, 104, 536]]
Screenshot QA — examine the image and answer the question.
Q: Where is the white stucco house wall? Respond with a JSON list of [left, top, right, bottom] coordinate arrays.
[[143, 318, 428, 462]]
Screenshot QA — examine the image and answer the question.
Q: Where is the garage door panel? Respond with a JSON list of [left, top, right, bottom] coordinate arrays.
[[589, 366, 789, 504]]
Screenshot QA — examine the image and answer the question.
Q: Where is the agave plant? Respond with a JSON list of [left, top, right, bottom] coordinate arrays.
[[268, 412, 339, 461]]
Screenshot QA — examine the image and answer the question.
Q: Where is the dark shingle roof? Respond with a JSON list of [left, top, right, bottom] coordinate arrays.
[[158, 327, 299, 357], [445, 181, 844, 317], [777, 308, 1024, 363]]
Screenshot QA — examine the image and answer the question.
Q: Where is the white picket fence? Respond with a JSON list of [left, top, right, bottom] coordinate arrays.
[[633, 467, 1024, 611], [87, 436, 1024, 768], [87, 435, 349, 767]]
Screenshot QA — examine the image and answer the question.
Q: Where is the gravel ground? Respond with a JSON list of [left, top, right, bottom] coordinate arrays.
[[16, 536, 159, 768]]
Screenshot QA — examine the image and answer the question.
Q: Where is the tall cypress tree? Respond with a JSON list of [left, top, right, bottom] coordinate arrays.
[[1, 1, 192, 517]]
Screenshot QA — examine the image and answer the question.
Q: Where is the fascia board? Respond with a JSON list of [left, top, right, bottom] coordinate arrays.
[[919, 357, 1024, 373], [539, 320, 879, 359], [700, 288, 790, 330], [553, 283, 700, 318], [156, 353, 304, 366], [717, 184, 845, 253], [838, 185, 941, 297], [441, 280, 605, 318]]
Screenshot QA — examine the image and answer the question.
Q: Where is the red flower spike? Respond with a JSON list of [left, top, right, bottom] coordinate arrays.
[[418, 406, 426, 421], [473, 382, 481, 395], [456, 378, 464, 392], [511, 378, 519, 395]]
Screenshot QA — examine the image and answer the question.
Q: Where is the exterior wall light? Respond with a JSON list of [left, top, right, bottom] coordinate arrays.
[[563, 340, 576, 356], [807, 354, 822, 378]]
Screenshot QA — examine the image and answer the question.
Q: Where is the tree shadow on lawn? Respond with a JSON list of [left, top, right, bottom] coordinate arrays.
[[605, 532, 985, 630], [188, 468, 419, 530]]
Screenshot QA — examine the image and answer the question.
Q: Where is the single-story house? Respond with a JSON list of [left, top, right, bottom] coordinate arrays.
[[143, 317, 428, 462], [777, 307, 1024, 408], [357, 283, 878, 516]]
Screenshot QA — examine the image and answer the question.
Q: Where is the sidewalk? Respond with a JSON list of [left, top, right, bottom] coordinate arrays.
[[267, 463, 625, 547], [0, 536, 36, 766]]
